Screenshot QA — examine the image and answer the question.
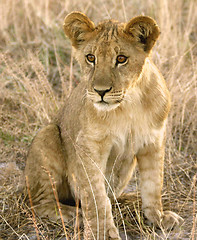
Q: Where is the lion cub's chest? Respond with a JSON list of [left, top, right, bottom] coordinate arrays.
[[110, 111, 163, 156]]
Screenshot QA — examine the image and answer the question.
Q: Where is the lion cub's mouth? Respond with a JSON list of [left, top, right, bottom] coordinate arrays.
[[93, 98, 124, 111], [93, 101, 120, 111], [98, 99, 109, 104]]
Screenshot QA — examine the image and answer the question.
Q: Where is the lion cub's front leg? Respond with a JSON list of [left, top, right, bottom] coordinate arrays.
[[76, 131, 120, 240], [137, 141, 183, 229]]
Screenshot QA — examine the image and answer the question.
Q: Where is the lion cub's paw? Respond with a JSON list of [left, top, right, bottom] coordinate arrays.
[[161, 210, 184, 230], [107, 226, 121, 240], [144, 208, 183, 230]]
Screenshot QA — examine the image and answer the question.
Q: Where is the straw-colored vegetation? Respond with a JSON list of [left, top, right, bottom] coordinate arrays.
[[0, 0, 196, 239]]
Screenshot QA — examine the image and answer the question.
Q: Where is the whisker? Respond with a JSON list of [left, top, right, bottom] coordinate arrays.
[[107, 93, 122, 96], [105, 96, 122, 101], [111, 91, 123, 94], [106, 96, 122, 100], [82, 91, 87, 101], [87, 92, 95, 96]]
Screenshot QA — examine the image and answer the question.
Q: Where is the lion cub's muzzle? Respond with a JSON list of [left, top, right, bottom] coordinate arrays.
[[87, 87, 124, 111]]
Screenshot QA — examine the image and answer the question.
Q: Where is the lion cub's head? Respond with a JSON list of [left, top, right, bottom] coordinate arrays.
[[63, 12, 160, 111]]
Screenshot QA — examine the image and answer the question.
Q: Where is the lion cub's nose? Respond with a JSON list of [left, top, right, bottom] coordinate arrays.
[[94, 87, 112, 98]]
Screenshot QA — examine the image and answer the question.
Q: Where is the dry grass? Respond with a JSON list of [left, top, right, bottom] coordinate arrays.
[[0, 0, 196, 239]]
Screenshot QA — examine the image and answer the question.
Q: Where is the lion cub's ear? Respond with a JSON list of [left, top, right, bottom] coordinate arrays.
[[63, 11, 95, 48], [124, 16, 160, 52]]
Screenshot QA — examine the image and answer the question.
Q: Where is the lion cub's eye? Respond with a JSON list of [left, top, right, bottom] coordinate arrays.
[[86, 54, 95, 63], [116, 55, 128, 65]]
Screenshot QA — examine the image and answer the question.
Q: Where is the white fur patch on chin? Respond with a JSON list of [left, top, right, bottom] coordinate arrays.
[[93, 102, 120, 111]]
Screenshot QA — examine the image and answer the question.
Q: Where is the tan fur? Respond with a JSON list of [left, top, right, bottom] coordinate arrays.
[[25, 12, 183, 239]]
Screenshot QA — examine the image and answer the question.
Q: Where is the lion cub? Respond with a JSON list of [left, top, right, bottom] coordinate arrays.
[[25, 12, 183, 239]]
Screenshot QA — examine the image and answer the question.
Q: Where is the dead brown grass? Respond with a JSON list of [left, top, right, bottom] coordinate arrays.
[[0, 0, 196, 239]]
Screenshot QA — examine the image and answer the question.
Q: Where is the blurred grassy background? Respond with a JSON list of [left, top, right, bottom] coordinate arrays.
[[0, 0, 196, 239]]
